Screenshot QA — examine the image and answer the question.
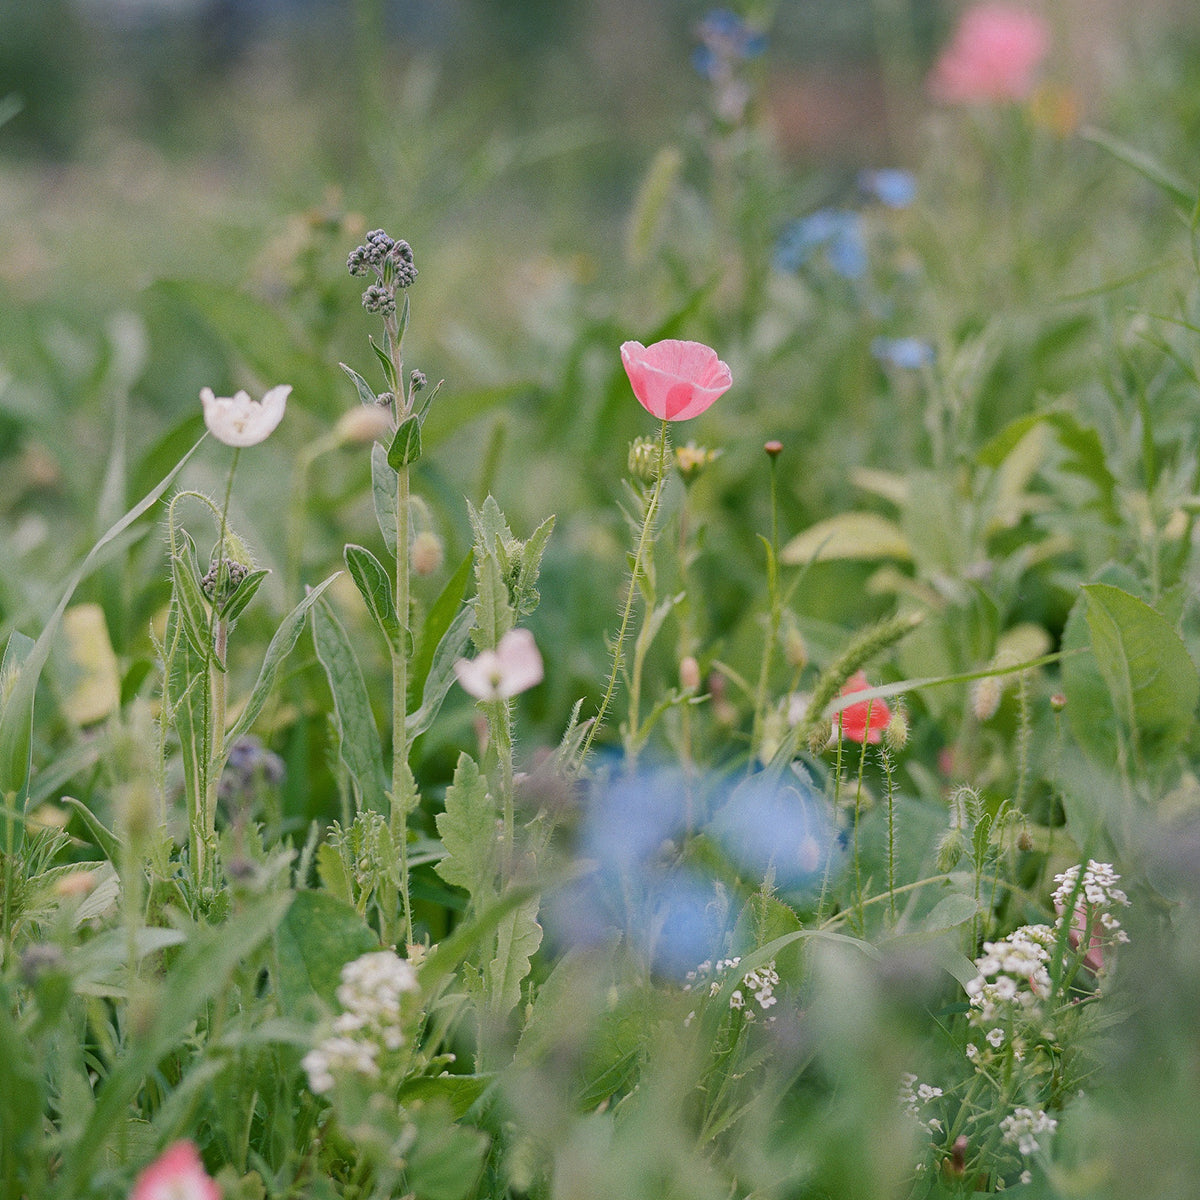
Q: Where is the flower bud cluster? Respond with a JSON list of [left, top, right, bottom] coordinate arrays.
[[898, 1072, 944, 1134], [201, 557, 250, 606], [346, 228, 418, 316], [302, 950, 420, 1095]]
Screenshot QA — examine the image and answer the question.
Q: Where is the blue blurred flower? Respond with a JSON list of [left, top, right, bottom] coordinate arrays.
[[859, 168, 918, 209], [871, 336, 935, 369], [692, 9, 768, 80], [580, 764, 692, 872], [774, 209, 867, 280], [708, 770, 839, 891]]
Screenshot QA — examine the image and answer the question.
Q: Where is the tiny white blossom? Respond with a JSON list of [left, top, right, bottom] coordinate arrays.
[[200, 384, 290, 447], [453, 628, 544, 701], [1000, 1107, 1057, 1156]]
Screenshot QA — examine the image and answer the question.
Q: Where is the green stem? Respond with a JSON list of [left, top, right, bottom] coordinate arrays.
[[579, 419, 670, 766]]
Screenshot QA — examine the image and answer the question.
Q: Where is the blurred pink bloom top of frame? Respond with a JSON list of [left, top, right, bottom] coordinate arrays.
[[130, 1140, 221, 1200], [928, 4, 1050, 104], [454, 628, 544, 702], [620, 339, 732, 422], [837, 671, 892, 744]]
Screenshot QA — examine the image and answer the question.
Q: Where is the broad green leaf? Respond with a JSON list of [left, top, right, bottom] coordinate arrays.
[[163, 600, 211, 834], [471, 549, 514, 653], [0, 437, 202, 802], [310, 597, 388, 814], [434, 753, 497, 904], [60, 604, 121, 727], [339, 360, 378, 407], [223, 573, 338, 748], [273, 890, 380, 1018], [316, 840, 355, 904], [410, 551, 474, 707], [397, 1074, 491, 1119], [923, 892, 980, 932], [0, 978, 48, 1197], [407, 605, 476, 742], [345, 543, 403, 650], [404, 1099, 490, 1200], [1081, 583, 1200, 764], [371, 441, 399, 558], [780, 512, 912, 565], [387, 414, 422, 469]]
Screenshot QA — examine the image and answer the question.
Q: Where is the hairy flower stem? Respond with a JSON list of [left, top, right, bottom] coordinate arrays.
[[580, 419, 670, 767], [751, 454, 783, 758]]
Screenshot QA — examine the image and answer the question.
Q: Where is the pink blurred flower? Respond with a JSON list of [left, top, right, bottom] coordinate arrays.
[[836, 671, 892, 744], [620, 339, 732, 422], [453, 628, 544, 702], [927, 4, 1049, 104], [130, 1141, 221, 1200]]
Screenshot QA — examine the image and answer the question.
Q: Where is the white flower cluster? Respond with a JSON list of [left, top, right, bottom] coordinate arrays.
[[684, 957, 780, 1022], [898, 1072, 944, 1134], [999, 1106, 1057, 1156], [1051, 860, 1131, 967], [302, 950, 420, 1095], [964, 923, 1055, 1027]]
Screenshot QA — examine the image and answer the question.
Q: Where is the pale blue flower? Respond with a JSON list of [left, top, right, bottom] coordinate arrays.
[[774, 209, 867, 280], [871, 336, 935, 369], [859, 168, 918, 208]]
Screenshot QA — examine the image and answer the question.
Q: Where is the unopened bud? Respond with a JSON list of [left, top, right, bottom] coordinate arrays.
[[764, 440, 783, 458], [884, 711, 909, 751], [334, 406, 393, 446], [628, 437, 660, 484], [784, 625, 807, 670], [1049, 692, 1066, 713], [411, 530, 444, 577], [679, 655, 702, 693], [935, 824, 968, 872], [971, 674, 1002, 722]]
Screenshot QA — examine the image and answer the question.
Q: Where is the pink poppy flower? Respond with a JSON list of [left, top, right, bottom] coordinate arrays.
[[836, 671, 892, 744], [927, 4, 1049, 104], [620, 339, 732, 422], [130, 1141, 221, 1200], [453, 628, 544, 702]]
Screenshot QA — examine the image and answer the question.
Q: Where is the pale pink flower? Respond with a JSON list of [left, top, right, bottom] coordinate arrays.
[[200, 384, 290, 447], [928, 4, 1049, 104], [620, 339, 732, 422], [130, 1141, 221, 1200], [453, 628, 544, 701]]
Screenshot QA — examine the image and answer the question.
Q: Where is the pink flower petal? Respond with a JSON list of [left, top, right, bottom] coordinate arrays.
[[836, 671, 892, 744], [928, 4, 1049, 104], [130, 1141, 221, 1200], [621, 339, 732, 422]]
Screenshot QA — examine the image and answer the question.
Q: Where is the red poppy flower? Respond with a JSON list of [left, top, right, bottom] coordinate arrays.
[[836, 671, 891, 744], [620, 339, 732, 421]]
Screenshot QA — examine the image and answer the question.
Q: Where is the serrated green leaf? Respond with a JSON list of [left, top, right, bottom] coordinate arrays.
[[1082, 583, 1200, 764], [310, 597, 388, 814], [316, 841, 355, 904], [486, 895, 543, 1021], [371, 441, 399, 558], [340, 360, 378, 407], [223, 573, 338, 749], [471, 550, 514, 653], [345, 543, 403, 650], [434, 753, 496, 904], [388, 414, 422, 468]]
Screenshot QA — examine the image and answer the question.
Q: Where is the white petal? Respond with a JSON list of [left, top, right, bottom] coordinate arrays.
[[201, 384, 290, 447], [494, 628, 544, 698], [453, 650, 502, 700]]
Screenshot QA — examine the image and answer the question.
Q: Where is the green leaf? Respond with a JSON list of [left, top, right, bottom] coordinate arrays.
[[1081, 583, 1200, 764], [57, 893, 292, 1196], [273, 890, 380, 1018], [923, 892, 980, 933], [403, 1099, 490, 1200], [316, 840, 355, 904], [0, 977, 48, 1197], [388, 414, 422, 469], [1081, 125, 1194, 207], [780, 512, 912, 565], [223, 573, 339, 749], [0, 438, 203, 803], [340, 360, 378, 407], [310, 598, 388, 814], [397, 1074, 491, 1119], [434, 753, 497, 904], [170, 532, 211, 656], [471, 550, 514, 653], [486, 895, 543, 1021], [407, 606, 475, 743], [220, 567, 270, 624], [371, 441, 399, 558], [163, 599, 211, 834], [369, 335, 398, 393], [345, 543, 403, 650], [410, 551, 474, 707]]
